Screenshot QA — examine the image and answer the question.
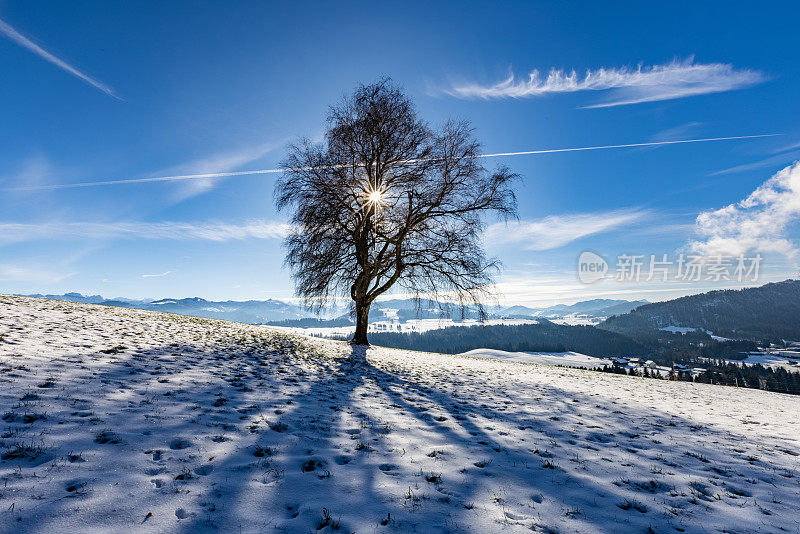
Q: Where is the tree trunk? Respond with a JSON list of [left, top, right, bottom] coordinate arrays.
[[352, 298, 371, 345]]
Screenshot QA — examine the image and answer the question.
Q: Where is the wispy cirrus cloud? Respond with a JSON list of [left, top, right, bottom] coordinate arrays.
[[0, 17, 120, 100], [444, 58, 766, 108], [163, 140, 287, 201], [141, 270, 175, 278], [711, 138, 800, 175], [1, 140, 287, 202], [485, 209, 648, 250], [650, 122, 704, 142], [689, 161, 800, 257], [711, 151, 800, 176], [0, 263, 75, 283], [0, 220, 291, 246], [772, 140, 800, 154]]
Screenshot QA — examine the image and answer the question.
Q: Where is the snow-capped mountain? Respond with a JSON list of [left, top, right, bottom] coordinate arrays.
[[497, 299, 648, 319], [21, 293, 314, 324]]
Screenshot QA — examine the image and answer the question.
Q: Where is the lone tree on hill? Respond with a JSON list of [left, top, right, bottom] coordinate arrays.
[[275, 79, 518, 345]]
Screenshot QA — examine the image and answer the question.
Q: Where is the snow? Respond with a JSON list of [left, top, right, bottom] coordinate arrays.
[[659, 326, 731, 342], [724, 351, 800, 370], [707, 333, 731, 342], [660, 326, 698, 334], [1, 294, 799, 533], [458, 349, 611, 369], [273, 317, 540, 339], [548, 314, 602, 326]]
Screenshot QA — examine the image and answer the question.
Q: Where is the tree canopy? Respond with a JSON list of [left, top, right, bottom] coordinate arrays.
[[275, 78, 518, 344]]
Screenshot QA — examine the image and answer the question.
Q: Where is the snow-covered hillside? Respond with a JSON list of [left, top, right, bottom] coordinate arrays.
[[457, 349, 610, 369], [0, 295, 798, 533]]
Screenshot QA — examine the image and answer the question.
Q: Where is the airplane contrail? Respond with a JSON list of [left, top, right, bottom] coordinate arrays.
[[0, 18, 121, 100], [5, 134, 780, 192]]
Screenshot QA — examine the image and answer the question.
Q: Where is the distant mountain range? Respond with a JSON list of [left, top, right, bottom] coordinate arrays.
[[331, 297, 647, 323], [21, 293, 314, 324], [497, 298, 648, 319], [20, 280, 800, 344], [601, 279, 800, 342], [19, 292, 648, 325], [23, 292, 146, 306], [369, 298, 487, 322]]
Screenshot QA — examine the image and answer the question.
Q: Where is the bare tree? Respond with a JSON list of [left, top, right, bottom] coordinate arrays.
[[275, 78, 518, 345]]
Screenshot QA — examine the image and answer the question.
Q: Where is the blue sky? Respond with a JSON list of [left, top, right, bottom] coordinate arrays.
[[1, 1, 799, 306]]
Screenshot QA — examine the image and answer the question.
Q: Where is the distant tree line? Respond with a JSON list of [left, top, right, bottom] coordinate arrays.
[[598, 362, 800, 396], [265, 317, 354, 328], [368, 318, 800, 396], [699, 339, 758, 360], [369, 320, 653, 357]]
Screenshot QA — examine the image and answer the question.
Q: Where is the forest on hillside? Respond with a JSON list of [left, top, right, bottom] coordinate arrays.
[[369, 320, 653, 357], [600, 280, 800, 341]]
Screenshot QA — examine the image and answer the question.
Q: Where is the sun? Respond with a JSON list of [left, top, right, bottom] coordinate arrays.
[[362, 182, 388, 212]]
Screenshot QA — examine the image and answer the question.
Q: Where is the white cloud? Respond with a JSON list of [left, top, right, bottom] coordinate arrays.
[[689, 161, 800, 257], [165, 141, 287, 201], [772, 140, 800, 154], [446, 58, 765, 107], [651, 122, 703, 142], [712, 147, 800, 176], [0, 263, 74, 283], [0, 220, 291, 245], [485, 209, 648, 250], [0, 17, 120, 100], [5, 153, 54, 190], [141, 270, 175, 278], [2, 141, 287, 197]]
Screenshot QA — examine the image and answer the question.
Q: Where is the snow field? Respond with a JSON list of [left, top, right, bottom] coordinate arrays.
[[0, 295, 798, 533]]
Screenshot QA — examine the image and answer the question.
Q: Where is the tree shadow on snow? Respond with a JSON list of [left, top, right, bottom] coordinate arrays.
[[173, 343, 797, 533], [3, 336, 796, 533]]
